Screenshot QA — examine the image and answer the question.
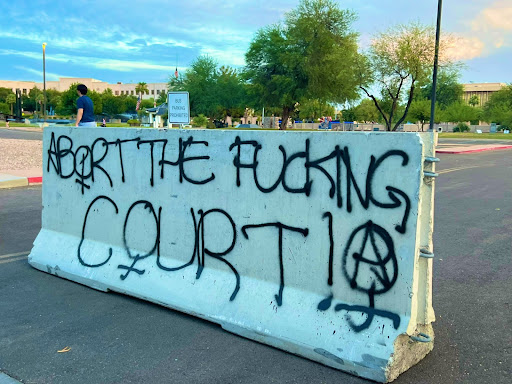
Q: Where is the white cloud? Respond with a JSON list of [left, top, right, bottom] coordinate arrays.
[[468, 0, 512, 54], [15, 66, 70, 81], [1, 49, 173, 72], [445, 35, 485, 61], [472, 1, 512, 32]]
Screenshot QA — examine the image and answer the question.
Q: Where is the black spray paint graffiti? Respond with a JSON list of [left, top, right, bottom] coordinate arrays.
[[47, 133, 215, 193], [78, 196, 314, 306], [54, 132, 415, 333], [317, 220, 401, 332], [241, 223, 308, 306], [229, 137, 411, 231]]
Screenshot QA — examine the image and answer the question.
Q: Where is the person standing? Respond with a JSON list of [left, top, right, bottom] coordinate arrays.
[[75, 84, 96, 127]]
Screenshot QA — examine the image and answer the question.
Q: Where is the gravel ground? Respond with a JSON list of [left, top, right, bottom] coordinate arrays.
[[0, 139, 43, 171]]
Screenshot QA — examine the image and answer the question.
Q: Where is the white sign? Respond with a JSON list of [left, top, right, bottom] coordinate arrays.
[[168, 92, 190, 124]]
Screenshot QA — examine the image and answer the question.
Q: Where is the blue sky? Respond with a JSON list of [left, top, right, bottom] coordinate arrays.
[[1, 0, 510, 85]]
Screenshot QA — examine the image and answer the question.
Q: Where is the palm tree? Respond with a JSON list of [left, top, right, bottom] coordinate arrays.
[[135, 82, 149, 99], [6, 93, 16, 115]]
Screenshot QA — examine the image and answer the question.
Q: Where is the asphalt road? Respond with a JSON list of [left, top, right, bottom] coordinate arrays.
[[0, 150, 511, 384]]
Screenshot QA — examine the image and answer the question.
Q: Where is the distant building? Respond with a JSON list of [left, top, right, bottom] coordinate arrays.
[[0, 78, 168, 100], [462, 83, 506, 107]]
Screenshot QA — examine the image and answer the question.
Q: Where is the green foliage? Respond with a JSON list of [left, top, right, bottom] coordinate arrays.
[[215, 66, 246, 121], [102, 88, 125, 116], [0, 87, 13, 103], [244, 0, 360, 129], [179, 56, 218, 118], [170, 57, 247, 123], [5, 93, 16, 114], [419, 69, 463, 109], [122, 95, 138, 112], [88, 90, 103, 115], [453, 122, 470, 132], [56, 83, 79, 115], [0, 102, 9, 114], [442, 102, 480, 123], [135, 82, 149, 95], [157, 91, 168, 104], [341, 107, 357, 122], [192, 114, 208, 127], [141, 98, 155, 109], [354, 98, 380, 122], [482, 85, 512, 128], [468, 95, 480, 107], [297, 99, 335, 120], [408, 98, 441, 129], [127, 119, 140, 125]]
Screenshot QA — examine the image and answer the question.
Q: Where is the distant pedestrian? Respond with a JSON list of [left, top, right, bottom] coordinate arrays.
[[75, 84, 96, 127], [5, 121, 9, 128], [101, 118, 106, 127]]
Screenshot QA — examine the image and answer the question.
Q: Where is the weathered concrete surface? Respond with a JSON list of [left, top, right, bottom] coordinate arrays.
[[29, 127, 436, 382]]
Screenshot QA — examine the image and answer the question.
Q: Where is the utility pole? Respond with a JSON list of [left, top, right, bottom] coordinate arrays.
[[42, 42, 47, 123], [429, 0, 442, 131]]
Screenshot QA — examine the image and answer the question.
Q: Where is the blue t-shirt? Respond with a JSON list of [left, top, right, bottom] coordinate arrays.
[[77, 95, 95, 122]]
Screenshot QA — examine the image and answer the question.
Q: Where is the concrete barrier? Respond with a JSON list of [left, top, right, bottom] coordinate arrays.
[[29, 127, 437, 382]]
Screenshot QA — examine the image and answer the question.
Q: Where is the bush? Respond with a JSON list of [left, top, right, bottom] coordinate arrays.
[[453, 122, 470, 132], [192, 114, 208, 127], [127, 119, 140, 126], [207, 121, 216, 129]]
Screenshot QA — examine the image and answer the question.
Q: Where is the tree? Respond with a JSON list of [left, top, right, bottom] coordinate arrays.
[[172, 55, 218, 118], [409, 98, 440, 131], [359, 22, 455, 131], [354, 98, 380, 122], [215, 66, 247, 123], [482, 85, 512, 128], [468, 95, 480, 107], [135, 82, 149, 97], [157, 91, 168, 104], [102, 89, 125, 116], [88, 90, 103, 115], [192, 114, 208, 127], [442, 102, 480, 124], [5, 93, 16, 114], [56, 83, 79, 116], [0, 88, 13, 103], [297, 99, 335, 121], [419, 69, 463, 109], [245, 0, 360, 129]]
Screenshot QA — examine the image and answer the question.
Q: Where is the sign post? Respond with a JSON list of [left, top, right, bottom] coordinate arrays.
[[168, 92, 190, 128]]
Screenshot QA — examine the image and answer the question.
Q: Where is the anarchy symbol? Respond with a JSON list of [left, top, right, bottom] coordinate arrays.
[[336, 220, 400, 332]]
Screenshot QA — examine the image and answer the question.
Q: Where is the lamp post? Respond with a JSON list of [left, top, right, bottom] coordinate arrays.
[[42, 42, 47, 123], [429, 0, 442, 131]]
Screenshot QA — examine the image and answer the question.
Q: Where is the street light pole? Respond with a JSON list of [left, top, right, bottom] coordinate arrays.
[[429, 0, 442, 131], [42, 42, 47, 123]]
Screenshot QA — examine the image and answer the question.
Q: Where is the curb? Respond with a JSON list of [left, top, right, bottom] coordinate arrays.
[[437, 145, 512, 154], [28, 176, 43, 184], [0, 175, 42, 189]]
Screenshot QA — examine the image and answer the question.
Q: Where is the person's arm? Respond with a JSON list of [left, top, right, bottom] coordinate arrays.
[[75, 108, 84, 127]]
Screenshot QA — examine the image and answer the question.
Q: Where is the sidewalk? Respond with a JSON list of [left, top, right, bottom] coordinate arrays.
[[436, 144, 512, 154], [0, 138, 42, 189]]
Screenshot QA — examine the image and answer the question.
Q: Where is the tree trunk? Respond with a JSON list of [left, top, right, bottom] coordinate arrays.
[[10, 104, 13, 115], [280, 106, 291, 130]]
